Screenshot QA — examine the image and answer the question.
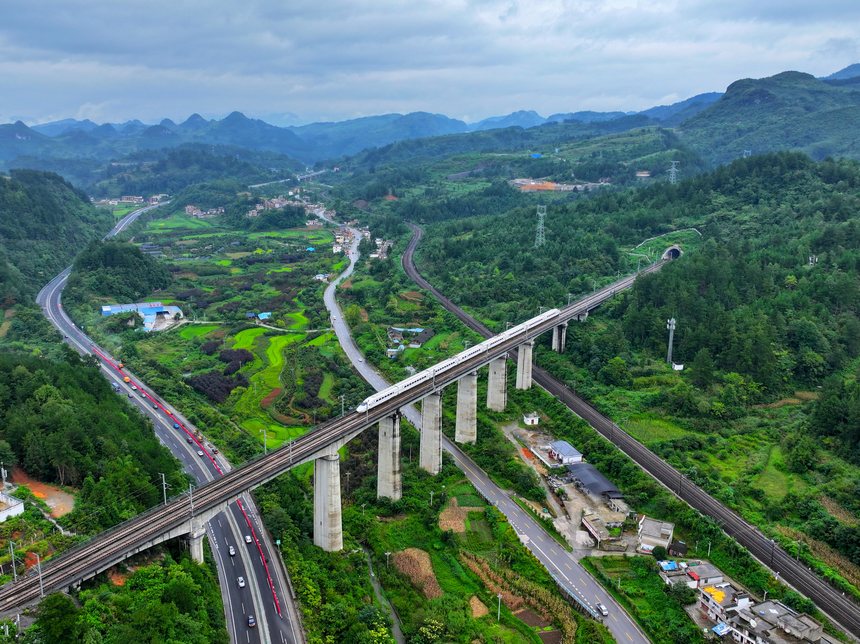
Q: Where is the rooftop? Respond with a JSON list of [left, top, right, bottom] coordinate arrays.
[[550, 440, 582, 459], [566, 462, 622, 499]]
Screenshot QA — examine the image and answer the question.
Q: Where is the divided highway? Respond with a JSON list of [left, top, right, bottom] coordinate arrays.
[[402, 223, 860, 640], [33, 207, 303, 644]]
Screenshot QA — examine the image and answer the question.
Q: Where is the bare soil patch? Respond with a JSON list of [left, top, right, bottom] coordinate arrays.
[[439, 497, 482, 533], [515, 608, 551, 628], [261, 387, 283, 408], [538, 631, 562, 644], [341, 279, 353, 289], [12, 468, 75, 517], [392, 548, 442, 599], [400, 291, 423, 302], [359, 308, 369, 322], [470, 596, 488, 618]]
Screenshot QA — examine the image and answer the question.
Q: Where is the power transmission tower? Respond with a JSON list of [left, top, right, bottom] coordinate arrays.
[[534, 205, 546, 248], [668, 161, 679, 185], [666, 317, 677, 364], [743, 149, 752, 158]]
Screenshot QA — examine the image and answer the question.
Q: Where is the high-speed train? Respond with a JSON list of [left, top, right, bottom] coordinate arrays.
[[356, 308, 560, 413]]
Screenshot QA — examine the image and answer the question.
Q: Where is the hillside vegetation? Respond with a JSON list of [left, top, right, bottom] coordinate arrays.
[[0, 170, 111, 303]]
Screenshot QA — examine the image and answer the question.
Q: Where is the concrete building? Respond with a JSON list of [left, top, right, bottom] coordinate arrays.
[[698, 583, 752, 623], [686, 562, 724, 588], [0, 492, 24, 522], [637, 515, 674, 552], [549, 440, 583, 465], [523, 412, 539, 426], [731, 600, 824, 643]]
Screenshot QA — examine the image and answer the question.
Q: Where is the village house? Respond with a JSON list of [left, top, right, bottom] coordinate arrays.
[[548, 440, 583, 465], [637, 516, 675, 552], [699, 582, 753, 623]]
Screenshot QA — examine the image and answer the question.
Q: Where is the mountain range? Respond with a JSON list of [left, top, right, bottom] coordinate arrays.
[[2, 63, 859, 169]]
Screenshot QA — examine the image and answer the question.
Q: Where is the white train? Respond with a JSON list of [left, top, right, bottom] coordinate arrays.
[[356, 308, 561, 413]]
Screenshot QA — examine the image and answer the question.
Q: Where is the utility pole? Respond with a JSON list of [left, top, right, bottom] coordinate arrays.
[[8, 541, 15, 582], [35, 553, 44, 598], [1, 461, 6, 489], [534, 205, 546, 248], [261, 428, 268, 455], [666, 318, 676, 365], [159, 473, 170, 506], [189, 484, 195, 518], [497, 593, 502, 621]]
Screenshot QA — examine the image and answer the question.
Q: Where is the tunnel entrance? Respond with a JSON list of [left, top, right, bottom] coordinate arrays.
[[663, 246, 682, 260]]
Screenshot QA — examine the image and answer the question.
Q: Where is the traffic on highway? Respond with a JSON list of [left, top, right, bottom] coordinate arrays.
[[35, 206, 303, 644]]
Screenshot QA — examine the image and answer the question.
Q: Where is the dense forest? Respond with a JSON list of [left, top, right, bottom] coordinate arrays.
[[0, 170, 112, 304], [65, 240, 172, 303], [417, 153, 860, 391], [31, 550, 227, 643], [0, 352, 185, 533]]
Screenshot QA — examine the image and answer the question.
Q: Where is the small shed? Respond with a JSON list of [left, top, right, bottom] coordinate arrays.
[[523, 412, 539, 426], [549, 440, 583, 465]]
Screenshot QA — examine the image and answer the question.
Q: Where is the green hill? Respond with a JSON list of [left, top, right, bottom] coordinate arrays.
[[680, 71, 860, 164], [0, 170, 112, 303]]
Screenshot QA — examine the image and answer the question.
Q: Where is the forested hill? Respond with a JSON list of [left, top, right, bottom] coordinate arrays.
[[415, 152, 860, 393], [0, 170, 112, 303]]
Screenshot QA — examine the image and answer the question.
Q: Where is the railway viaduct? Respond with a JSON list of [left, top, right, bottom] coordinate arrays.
[[0, 255, 666, 614]]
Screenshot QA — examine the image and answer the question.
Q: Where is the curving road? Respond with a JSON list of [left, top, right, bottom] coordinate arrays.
[[325, 225, 650, 644], [36, 206, 304, 644], [401, 223, 860, 640]]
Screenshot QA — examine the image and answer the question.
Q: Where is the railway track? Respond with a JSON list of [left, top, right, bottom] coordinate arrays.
[[402, 222, 860, 639]]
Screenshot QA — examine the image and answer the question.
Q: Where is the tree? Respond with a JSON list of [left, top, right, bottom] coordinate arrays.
[[36, 593, 81, 642], [689, 348, 716, 389], [598, 356, 633, 387], [651, 545, 667, 560]]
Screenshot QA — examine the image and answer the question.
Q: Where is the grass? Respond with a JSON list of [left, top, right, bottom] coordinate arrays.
[[318, 373, 335, 403], [624, 415, 690, 444], [178, 324, 220, 340], [148, 213, 217, 231], [232, 327, 267, 350]]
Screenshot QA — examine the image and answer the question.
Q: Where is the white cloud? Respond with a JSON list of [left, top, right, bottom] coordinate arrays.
[[0, 0, 856, 123]]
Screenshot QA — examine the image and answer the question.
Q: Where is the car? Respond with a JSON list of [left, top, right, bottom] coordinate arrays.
[[197, 450, 204, 457], [244, 534, 252, 544], [237, 576, 246, 588], [596, 602, 608, 617], [213, 448, 219, 454], [228, 545, 236, 556], [173, 423, 180, 430], [247, 615, 256, 628], [131, 385, 137, 391], [186, 436, 193, 444], [128, 393, 133, 398], [358, 357, 364, 362]]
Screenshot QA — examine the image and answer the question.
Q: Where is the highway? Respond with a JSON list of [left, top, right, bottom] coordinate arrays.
[[401, 223, 860, 640], [326, 226, 649, 643], [34, 206, 303, 644]]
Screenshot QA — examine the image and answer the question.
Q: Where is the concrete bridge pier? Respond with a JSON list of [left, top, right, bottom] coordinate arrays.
[[551, 322, 568, 353], [420, 392, 443, 474], [377, 411, 402, 501], [188, 522, 207, 564], [516, 341, 534, 390], [454, 371, 478, 444], [575, 311, 588, 322], [314, 450, 343, 551], [486, 356, 507, 411]]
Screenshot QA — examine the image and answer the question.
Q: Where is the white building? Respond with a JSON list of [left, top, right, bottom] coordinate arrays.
[[0, 492, 25, 522]]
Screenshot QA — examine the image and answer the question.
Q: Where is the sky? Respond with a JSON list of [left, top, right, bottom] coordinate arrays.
[[1, 0, 858, 126]]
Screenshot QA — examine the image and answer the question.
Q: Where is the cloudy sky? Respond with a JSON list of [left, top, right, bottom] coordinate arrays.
[[1, 0, 858, 126]]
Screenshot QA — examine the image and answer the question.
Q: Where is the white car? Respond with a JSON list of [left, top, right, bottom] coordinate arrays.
[[237, 576, 246, 588], [596, 602, 608, 616], [197, 450, 204, 457], [244, 534, 252, 544], [228, 545, 236, 556]]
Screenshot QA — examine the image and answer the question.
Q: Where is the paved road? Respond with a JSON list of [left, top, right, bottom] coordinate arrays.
[[323, 225, 649, 644], [36, 207, 304, 644], [401, 224, 860, 641]]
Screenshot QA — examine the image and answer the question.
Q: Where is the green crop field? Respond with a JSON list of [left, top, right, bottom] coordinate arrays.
[[178, 324, 220, 340]]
